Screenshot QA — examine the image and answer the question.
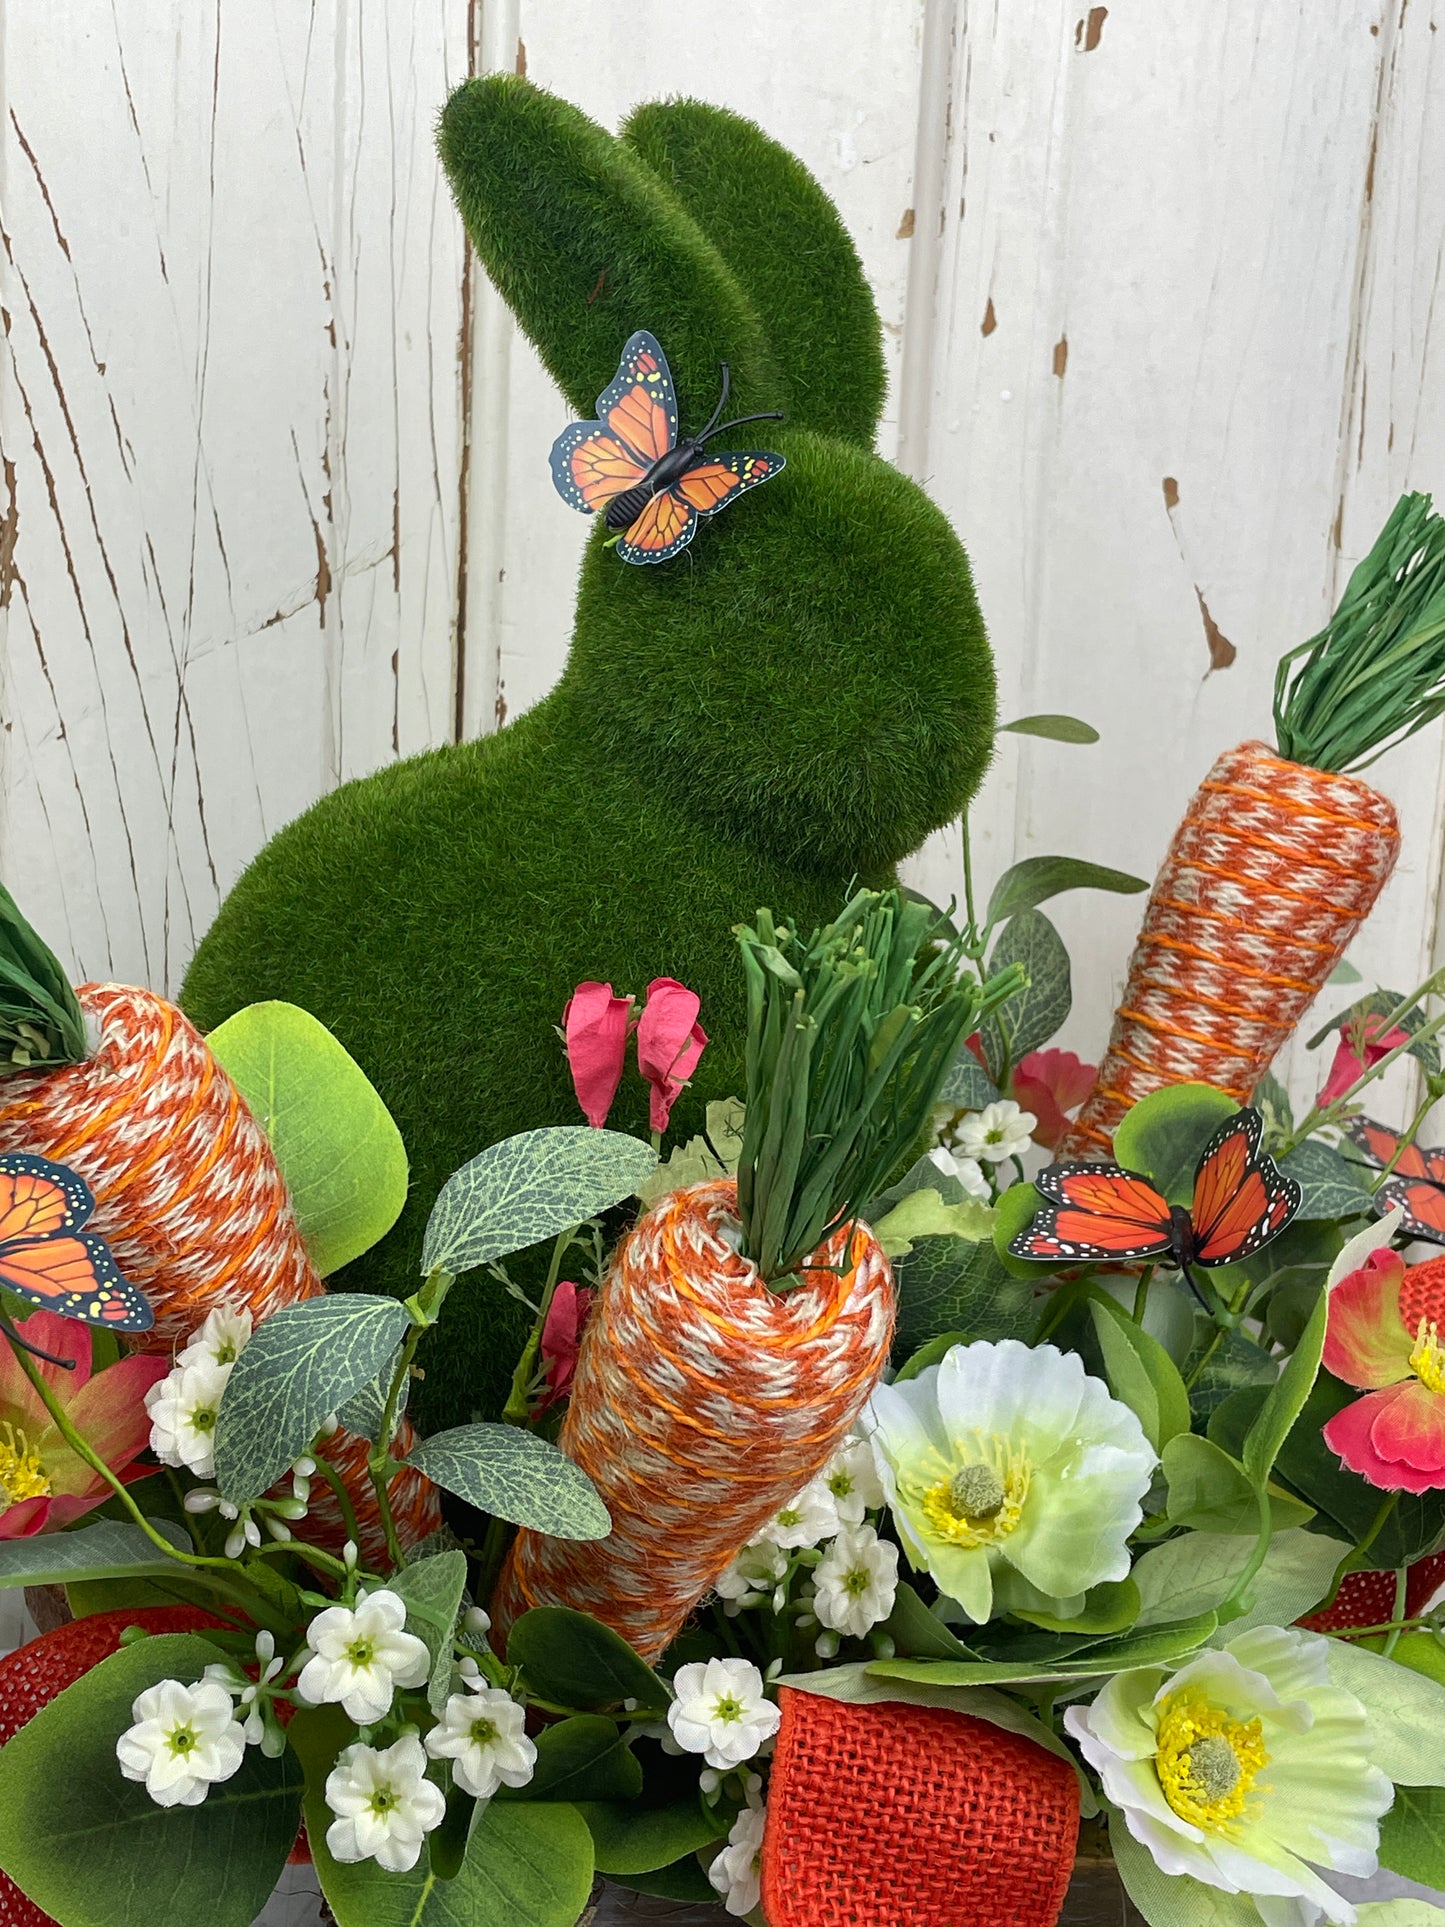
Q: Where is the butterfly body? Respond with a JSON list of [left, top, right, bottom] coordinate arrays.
[[549, 330, 785, 564], [1010, 1108, 1300, 1279]]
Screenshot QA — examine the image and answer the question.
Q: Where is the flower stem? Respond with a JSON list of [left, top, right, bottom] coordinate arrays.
[[1384, 1565, 1409, 1658], [501, 1228, 576, 1427], [1319, 1490, 1401, 1615], [309, 1448, 364, 1560], [1280, 981, 1445, 1155]]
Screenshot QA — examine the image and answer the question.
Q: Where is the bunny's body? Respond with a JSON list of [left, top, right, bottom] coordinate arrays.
[[182, 80, 997, 1432]]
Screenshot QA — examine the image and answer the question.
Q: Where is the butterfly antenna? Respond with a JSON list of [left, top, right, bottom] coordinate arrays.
[[697, 362, 733, 441], [1177, 1261, 1214, 1319], [703, 410, 786, 443], [0, 1307, 75, 1370]]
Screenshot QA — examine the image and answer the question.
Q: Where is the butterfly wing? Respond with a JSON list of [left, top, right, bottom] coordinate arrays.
[[675, 450, 786, 518], [0, 1232, 152, 1331], [1376, 1176, 1445, 1246], [548, 331, 679, 518], [0, 1152, 94, 1243], [1188, 1107, 1301, 1266], [1341, 1116, 1429, 1181], [615, 488, 699, 566], [1010, 1163, 1175, 1263], [549, 423, 650, 516]]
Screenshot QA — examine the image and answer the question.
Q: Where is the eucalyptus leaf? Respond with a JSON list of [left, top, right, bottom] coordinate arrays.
[[979, 909, 1071, 1080], [984, 855, 1147, 931], [508, 1607, 670, 1713], [1278, 1138, 1374, 1219], [0, 1517, 190, 1591], [1112, 1083, 1239, 1204], [206, 1000, 408, 1277], [406, 1424, 609, 1540], [422, 1127, 655, 1275], [512, 1716, 643, 1803], [386, 1552, 468, 1713], [577, 1801, 724, 1877], [997, 713, 1100, 743], [215, 1294, 412, 1505]]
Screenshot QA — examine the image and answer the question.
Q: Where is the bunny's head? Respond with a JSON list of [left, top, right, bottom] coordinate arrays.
[[439, 78, 994, 876]]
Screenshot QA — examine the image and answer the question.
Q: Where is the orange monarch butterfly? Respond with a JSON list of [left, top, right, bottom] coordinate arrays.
[[549, 330, 785, 564], [1342, 1116, 1445, 1245], [1009, 1108, 1300, 1295], [0, 1152, 152, 1337]]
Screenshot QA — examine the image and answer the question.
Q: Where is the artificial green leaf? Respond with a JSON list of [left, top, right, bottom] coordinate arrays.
[[215, 1294, 412, 1505], [1162, 1433, 1314, 1534], [1251, 1068, 1294, 1139], [0, 1634, 301, 1927], [979, 909, 1071, 1080], [867, 1612, 1216, 1687], [637, 1098, 745, 1208], [984, 856, 1148, 931], [0, 1517, 190, 1591], [1185, 1324, 1281, 1423], [1110, 1810, 1261, 1926], [997, 713, 1100, 743], [1368, 1630, 1445, 1689], [1266, 1279, 1324, 1353], [1327, 958, 1364, 985], [207, 1000, 408, 1276], [1096, 1273, 1197, 1364], [1379, 1783, 1445, 1890], [1326, 1639, 1445, 1785], [937, 1042, 999, 1111], [577, 1800, 724, 1876], [1112, 1083, 1239, 1204], [871, 1189, 995, 1258], [1241, 1288, 1327, 1490], [1307, 988, 1441, 1077], [512, 1716, 643, 1803], [1009, 1577, 1141, 1635], [882, 1581, 977, 1659], [423, 1127, 654, 1276], [1131, 1527, 1345, 1630], [310, 1781, 594, 1926], [387, 1551, 468, 1713], [1357, 1906, 1445, 1926], [892, 1235, 1039, 1357], [1089, 1299, 1190, 1452], [334, 1340, 410, 1442], [991, 1179, 1057, 1278], [508, 1607, 670, 1713], [605, 1856, 719, 1903], [406, 1424, 609, 1540], [893, 1332, 969, 1383], [1277, 1137, 1374, 1219]]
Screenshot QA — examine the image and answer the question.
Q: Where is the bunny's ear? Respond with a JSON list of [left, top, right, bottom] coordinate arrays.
[[439, 76, 781, 424], [623, 100, 886, 447]]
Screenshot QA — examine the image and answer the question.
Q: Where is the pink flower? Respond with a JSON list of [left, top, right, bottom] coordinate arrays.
[[1319, 1014, 1412, 1106], [563, 983, 635, 1129], [635, 979, 708, 1134], [0, 1313, 168, 1538], [1010, 1049, 1097, 1152], [1322, 1248, 1445, 1492], [536, 1282, 594, 1413]]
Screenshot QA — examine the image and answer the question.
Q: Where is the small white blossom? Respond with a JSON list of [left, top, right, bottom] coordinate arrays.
[[425, 1681, 536, 1799], [954, 1100, 1036, 1164], [812, 1524, 899, 1640], [145, 1359, 232, 1479], [667, 1657, 780, 1770], [296, 1588, 430, 1724], [928, 1145, 992, 1201], [177, 1303, 252, 1371], [464, 1605, 492, 1636], [324, 1735, 446, 1873], [819, 1438, 886, 1526], [709, 1805, 767, 1917], [116, 1678, 246, 1807], [757, 1477, 840, 1550], [714, 1538, 789, 1607]]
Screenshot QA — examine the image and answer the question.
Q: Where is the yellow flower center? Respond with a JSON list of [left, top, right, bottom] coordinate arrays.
[[917, 1439, 1029, 1548], [1155, 1694, 1268, 1832], [1411, 1318, 1445, 1395], [0, 1423, 50, 1510]]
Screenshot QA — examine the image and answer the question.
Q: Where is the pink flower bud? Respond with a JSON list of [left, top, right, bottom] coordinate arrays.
[[636, 978, 708, 1134], [563, 982, 635, 1129]]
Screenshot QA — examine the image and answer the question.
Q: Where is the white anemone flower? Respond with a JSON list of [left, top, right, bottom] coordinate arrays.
[[296, 1588, 430, 1724], [757, 1477, 840, 1550], [116, 1678, 246, 1807], [709, 1804, 767, 1916], [424, 1681, 537, 1799], [667, 1657, 780, 1769], [1065, 1625, 1393, 1926], [144, 1359, 232, 1480], [864, 1339, 1155, 1624], [819, 1437, 886, 1526], [954, 1100, 1036, 1164], [177, 1303, 253, 1371], [324, 1736, 446, 1873], [812, 1524, 899, 1639]]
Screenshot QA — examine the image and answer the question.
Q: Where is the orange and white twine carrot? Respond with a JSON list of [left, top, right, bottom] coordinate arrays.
[[1060, 741, 1399, 1157], [493, 1178, 894, 1661], [0, 981, 438, 1562]]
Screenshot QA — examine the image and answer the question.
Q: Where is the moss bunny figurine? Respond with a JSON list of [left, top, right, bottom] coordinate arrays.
[[182, 77, 997, 1431]]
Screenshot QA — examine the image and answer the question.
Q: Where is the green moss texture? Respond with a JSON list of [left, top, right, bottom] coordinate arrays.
[[181, 78, 997, 1433]]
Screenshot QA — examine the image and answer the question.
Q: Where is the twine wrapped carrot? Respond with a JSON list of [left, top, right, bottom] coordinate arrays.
[[495, 890, 1020, 1658], [0, 912, 437, 1560], [1063, 494, 1445, 1156]]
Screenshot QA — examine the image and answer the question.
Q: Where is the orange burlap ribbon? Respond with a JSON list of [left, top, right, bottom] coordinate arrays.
[[762, 1689, 1081, 1927], [493, 1178, 894, 1660], [0, 983, 438, 1563], [1062, 741, 1399, 1157]]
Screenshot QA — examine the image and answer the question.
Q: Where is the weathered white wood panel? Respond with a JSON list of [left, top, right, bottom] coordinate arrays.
[[0, 0, 469, 993]]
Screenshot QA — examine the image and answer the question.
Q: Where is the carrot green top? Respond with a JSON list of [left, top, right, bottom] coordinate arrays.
[[1275, 492, 1445, 774], [733, 888, 1020, 1285], [0, 884, 87, 1075]]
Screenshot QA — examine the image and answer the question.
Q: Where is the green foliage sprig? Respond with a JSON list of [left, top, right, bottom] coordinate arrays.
[[0, 883, 87, 1074], [1274, 492, 1445, 773], [734, 888, 1023, 1282]]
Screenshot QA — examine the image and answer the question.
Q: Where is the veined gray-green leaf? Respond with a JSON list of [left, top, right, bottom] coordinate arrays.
[[405, 1424, 609, 1540], [0, 1518, 190, 1591]]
